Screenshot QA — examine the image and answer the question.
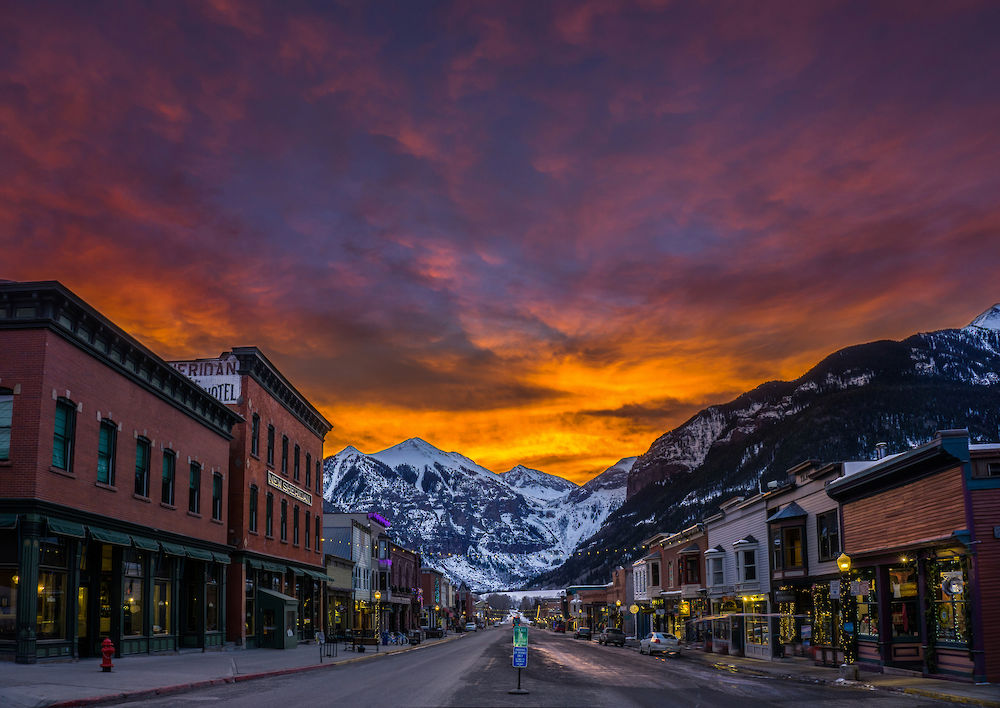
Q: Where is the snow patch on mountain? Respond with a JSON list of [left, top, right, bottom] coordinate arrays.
[[967, 304, 1000, 332]]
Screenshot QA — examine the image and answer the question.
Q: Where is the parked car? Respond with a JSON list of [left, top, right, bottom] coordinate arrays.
[[465, 622, 477, 632], [574, 626, 592, 640], [552, 621, 566, 633], [598, 627, 626, 646], [639, 632, 680, 656]]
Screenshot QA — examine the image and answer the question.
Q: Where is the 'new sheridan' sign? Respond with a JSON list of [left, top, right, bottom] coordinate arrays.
[[267, 471, 313, 506]]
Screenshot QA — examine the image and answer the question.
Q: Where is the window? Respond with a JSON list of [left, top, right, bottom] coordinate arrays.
[[188, 462, 201, 514], [134, 437, 151, 497], [856, 567, 878, 639], [650, 561, 660, 587], [305, 512, 310, 550], [681, 555, 701, 585], [315, 460, 321, 494], [251, 413, 260, 457], [265, 492, 274, 537], [816, 510, 840, 562], [889, 565, 919, 638], [709, 557, 724, 586], [52, 398, 75, 471], [315, 515, 320, 551], [281, 435, 288, 475], [122, 549, 145, 636], [249, 485, 258, 532], [667, 560, 673, 588], [294, 444, 300, 481], [212, 472, 223, 521], [987, 463, 1000, 478], [266, 424, 275, 465], [0, 388, 11, 461], [206, 564, 220, 632], [772, 526, 805, 570], [305, 453, 311, 489], [245, 563, 256, 636], [161, 450, 176, 505], [153, 554, 173, 635], [293, 504, 300, 545], [37, 536, 68, 639], [280, 499, 288, 542], [97, 419, 117, 485], [742, 550, 757, 581], [933, 557, 968, 645]]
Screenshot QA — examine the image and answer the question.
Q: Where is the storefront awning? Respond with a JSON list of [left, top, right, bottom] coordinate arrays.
[[47, 517, 86, 538], [260, 560, 287, 573], [89, 526, 131, 545], [245, 558, 263, 569], [305, 569, 329, 581], [131, 535, 160, 551], [0, 513, 18, 529], [185, 546, 215, 562], [160, 541, 187, 556], [212, 552, 231, 564]]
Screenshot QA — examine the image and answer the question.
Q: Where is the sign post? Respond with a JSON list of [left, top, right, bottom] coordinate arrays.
[[509, 626, 529, 695]]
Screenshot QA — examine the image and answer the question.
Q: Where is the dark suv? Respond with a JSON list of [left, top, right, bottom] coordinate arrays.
[[598, 628, 626, 646], [574, 626, 592, 640]]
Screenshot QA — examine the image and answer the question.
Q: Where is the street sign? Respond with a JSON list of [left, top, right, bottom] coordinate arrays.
[[513, 646, 527, 668], [513, 626, 528, 647]]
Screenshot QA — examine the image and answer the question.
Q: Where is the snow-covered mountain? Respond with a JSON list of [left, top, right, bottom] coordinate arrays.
[[322, 439, 632, 591]]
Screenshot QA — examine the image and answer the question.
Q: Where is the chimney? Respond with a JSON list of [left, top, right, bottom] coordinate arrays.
[[874, 442, 888, 460]]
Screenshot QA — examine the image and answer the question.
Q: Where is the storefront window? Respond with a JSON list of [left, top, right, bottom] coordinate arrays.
[[153, 555, 172, 635], [245, 566, 255, 636], [810, 582, 838, 647], [122, 549, 145, 637], [206, 565, 219, 632], [1, 533, 19, 639], [855, 569, 878, 639], [745, 613, 769, 646], [889, 565, 918, 638], [37, 537, 68, 640], [934, 557, 968, 645]]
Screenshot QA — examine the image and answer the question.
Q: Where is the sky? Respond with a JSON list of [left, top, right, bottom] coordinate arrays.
[[2, 1, 999, 484]]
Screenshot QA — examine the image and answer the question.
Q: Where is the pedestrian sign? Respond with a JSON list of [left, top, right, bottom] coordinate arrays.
[[512, 646, 527, 668], [512, 626, 528, 647]]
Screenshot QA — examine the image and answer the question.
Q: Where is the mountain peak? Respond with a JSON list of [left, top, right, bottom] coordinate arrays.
[[337, 444, 364, 456], [967, 304, 1000, 331]]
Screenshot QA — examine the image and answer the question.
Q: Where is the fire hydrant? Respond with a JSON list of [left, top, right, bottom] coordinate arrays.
[[100, 638, 114, 672]]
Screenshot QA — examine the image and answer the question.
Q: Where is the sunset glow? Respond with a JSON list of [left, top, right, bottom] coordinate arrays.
[[3, 1, 999, 483]]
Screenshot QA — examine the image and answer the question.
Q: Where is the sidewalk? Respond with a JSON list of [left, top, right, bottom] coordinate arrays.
[[0, 633, 465, 708], [669, 643, 1000, 707]]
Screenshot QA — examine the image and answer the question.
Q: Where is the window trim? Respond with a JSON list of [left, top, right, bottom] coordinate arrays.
[[280, 499, 288, 542], [816, 510, 841, 563], [265, 492, 274, 537], [188, 461, 201, 514], [266, 424, 275, 466], [161, 449, 176, 506], [52, 397, 76, 472], [250, 413, 260, 458], [211, 472, 223, 521], [97, 418, 117, 485], [249, 484, 259, 533], [134, 436, 151, 498]]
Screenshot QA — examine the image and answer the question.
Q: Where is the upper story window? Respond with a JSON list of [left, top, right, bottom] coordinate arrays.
[[161, 450, 176, 506], [314, 515, 320, 551], [816, 510, 840, 562], [681, 555, 701, 585], [134, 437, 151, 497], [250, 414, 260, 457], [707, 555, 724, 586], [265, 492, 274, 537], [304, 512, 310, 550], [305, 452, 311, 489], [211, 472, 223, 521], [293, 504, 300, 545], [741, 549, 757, 581], [188, 462, 201, 514], [52, 398, 76, 471], [266, 424, 275, 466], [650, 561, 660, 587], [281, 436, 289, 475], [293, 444, 300, 481], [249, 484, 259, 533], [97, 419, 117, 485], [280, 499, 288, 542], [0, 388, 11, 461], [772, 526, 805, 570], [315, 460, 322, 494]]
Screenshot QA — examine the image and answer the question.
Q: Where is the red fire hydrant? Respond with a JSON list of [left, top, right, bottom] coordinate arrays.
[[100, 638, 114, 672]]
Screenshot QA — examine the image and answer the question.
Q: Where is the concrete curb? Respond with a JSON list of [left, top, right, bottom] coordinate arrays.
[[46, 633, 467, 708]]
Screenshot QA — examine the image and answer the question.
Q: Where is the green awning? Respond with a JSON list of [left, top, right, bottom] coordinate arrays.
[[47, 518, 86, 538], [131, 535, 160, 551], [212, 551, 231, 564], [185, 547, 214, 562], [88, 527, 131, 545], [0, 513, 18, 529], [160, 542, 187, 556], [306, 569, 329, 581], [261, 561, 286, 574], [245, 558, 263, 569]]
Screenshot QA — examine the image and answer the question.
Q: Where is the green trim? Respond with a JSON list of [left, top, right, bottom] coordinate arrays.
[[185, 547, 214, 562], [246, 558, 263, 569], [46, 518, 86, 538], [261, 561, 286, 573], [160, 541, 187, 556], [0, 513, 18, 530], [212, 551, 231, 564], [130, 535, 160, 551], [88, 526, 131, 545]]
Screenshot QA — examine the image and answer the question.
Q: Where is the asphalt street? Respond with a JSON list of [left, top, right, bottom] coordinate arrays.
[[115, 628, 950, 707]]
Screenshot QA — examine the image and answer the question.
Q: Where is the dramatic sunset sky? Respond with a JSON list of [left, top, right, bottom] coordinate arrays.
[[2, 1, 999, 483]]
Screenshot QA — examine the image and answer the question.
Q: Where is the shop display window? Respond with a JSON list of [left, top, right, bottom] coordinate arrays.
[[933, 557, 968, 646], [889, 565, 918, 639], [855, 568, 878, 639], [122, 549, 145, 637]]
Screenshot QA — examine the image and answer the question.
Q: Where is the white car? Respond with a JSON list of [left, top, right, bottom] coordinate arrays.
[[465, 622, 477, 632], [639, 632, 680, 656]]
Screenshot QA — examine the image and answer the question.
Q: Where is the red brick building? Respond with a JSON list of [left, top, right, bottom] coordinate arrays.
[[170, 348, 332, 648], [0, 281, 241, 662]]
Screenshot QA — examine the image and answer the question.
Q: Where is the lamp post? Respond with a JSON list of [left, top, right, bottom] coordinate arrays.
[[836, 552, 858, 678], [616, 599, 622, 629], [374, 591, 382, 650]]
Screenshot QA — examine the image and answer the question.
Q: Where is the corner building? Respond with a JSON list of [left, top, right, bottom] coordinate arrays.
[[171, 349, 332, 648], [0, 281, 241, 662]]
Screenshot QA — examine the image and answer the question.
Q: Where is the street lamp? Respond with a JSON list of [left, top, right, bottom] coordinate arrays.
[[836, 552, 858, 676], [616, 599, 622, 629], [374, 591, 382, 649]]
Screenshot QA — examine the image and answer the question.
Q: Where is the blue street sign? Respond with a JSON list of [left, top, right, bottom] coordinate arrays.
[[513, 646, 528, 668]]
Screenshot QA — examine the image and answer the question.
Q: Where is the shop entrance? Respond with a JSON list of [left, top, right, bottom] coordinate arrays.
[[180, 562, 203, 648], [258, 588, 298, 649], [78, 543, 117, 658]]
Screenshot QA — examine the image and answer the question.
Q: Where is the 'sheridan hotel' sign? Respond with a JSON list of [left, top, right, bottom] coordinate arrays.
[[266, 471, 313, 506], [170, 355, 241, 404]]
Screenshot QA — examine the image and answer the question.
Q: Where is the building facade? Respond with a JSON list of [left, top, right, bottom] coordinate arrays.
[[0, 282, 241, 662]]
